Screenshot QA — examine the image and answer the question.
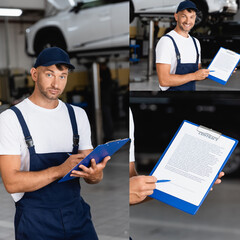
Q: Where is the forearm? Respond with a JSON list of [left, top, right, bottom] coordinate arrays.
[[3, 165, 64, 194], [158, 72, 196, 87]]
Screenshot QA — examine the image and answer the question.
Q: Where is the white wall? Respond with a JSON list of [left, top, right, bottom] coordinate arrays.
[[0, 22, 35, 71]]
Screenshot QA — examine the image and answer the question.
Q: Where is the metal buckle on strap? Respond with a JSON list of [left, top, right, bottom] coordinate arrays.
[[73, 135, 79, 147], [25, 136, 34, 148]]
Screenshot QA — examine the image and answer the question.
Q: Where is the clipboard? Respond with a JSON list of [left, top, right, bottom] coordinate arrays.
[[58, 138, 130, 183], [207, 47, 240, 85], [149, 120, 238, 215]]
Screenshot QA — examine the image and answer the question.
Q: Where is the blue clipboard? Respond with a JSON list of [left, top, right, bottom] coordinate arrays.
[[149, 120, 238, 215], [207, 47, 240, 85], [58, 138, 130, 183]]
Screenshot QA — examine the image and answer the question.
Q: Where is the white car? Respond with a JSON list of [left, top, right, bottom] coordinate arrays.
[[130, 0, 238, 23], [26, 0, 129, 57]]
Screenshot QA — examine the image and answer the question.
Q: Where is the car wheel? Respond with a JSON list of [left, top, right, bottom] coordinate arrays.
[[191, 0, 208, 25], [223, 146, 240, 176], [34, 29, 67, 56], [130, 0, 134, 23]]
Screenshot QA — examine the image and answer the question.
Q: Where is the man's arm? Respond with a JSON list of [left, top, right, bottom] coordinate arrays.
[[156, 63, 210, 87], [69, 149, 111, 184], [0, 153, 86, 194]]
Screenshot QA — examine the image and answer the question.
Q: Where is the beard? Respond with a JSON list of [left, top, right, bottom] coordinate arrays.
[[179, 22, 193, 33], [37, 81, 62, 100]]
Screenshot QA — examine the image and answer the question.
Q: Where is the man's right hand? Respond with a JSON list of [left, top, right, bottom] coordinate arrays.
[[130, 175, 157, 205], [194, 69, 210, 80], [58, 153, 86, 177]]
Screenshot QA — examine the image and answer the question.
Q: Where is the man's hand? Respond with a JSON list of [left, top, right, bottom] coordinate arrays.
[[70, 156, 111, 184], [194, 69, 210, 80], [211, 171, 225, 191], [58, 153, 86, 177], [130, 175, 157, 205]]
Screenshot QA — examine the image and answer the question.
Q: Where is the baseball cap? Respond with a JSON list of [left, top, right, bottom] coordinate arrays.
[[176, 0, 198, 13], [33, 47, 75, 69]]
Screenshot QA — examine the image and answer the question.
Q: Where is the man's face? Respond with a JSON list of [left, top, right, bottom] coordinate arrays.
[[32, 65, 68, 101], [175, 9, 196, 33]]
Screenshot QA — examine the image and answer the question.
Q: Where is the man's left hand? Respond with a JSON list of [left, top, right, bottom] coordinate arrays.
[[211, 171, 224, 191], [70, 156, 111, 184]]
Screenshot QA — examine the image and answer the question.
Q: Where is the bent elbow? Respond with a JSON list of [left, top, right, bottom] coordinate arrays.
[[5, 185, 15, 194], [158, 77, 169, 87], [4, 182, 18, 194]]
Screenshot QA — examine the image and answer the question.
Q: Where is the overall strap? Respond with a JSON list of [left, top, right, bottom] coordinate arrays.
[[164, 35, 181, 64], [11, 106, 36, 155], [65, 103, 79, 154], [191, 36, 200, 64]]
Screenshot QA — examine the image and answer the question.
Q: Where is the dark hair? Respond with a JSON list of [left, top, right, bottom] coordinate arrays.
[[185, 8, 197, 13], [55, 63, 73, 72]]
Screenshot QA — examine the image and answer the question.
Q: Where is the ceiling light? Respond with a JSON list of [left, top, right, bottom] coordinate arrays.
[[68, 0, 76, 6], [0, 8, 22, 17]]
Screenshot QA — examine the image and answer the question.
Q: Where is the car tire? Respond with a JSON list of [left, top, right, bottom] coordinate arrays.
[[191, 0, 208, 25], [130, 0, 134, 23], [34, 29, 67, 56]]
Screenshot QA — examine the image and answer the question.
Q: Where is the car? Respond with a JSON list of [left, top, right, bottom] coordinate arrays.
[[25, 0, 128, 57], [130, 91, 240, 177], [130, 0, 238, 24]]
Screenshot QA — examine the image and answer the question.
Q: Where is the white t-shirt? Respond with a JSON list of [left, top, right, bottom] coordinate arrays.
[[129, 108, 135, 162], [155, 30, 201, 91], [0, 98, 93, 202]]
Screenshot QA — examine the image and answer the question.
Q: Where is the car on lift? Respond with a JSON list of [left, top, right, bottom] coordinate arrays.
[[130, 91, 240, 177], [130, 0, 238, 24], [25, 0, 128, 57]]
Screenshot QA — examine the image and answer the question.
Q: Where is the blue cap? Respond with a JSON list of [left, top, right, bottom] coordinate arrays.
[[33, 47, 75, 69], [176, 1, 198, 13]]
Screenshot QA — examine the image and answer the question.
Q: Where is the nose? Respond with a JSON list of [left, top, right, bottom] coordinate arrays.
[[185, 16, 190, 23], [51, 77, 59, 89]]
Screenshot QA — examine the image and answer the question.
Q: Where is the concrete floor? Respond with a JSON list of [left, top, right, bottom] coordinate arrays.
[[0, 123, 129, 240], [130, 177, 240, 240], [130, 59, 240, 91]]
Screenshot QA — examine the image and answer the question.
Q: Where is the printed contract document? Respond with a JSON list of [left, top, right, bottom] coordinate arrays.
[[207, 47, 240, 85], [150, 120, 238, 214]]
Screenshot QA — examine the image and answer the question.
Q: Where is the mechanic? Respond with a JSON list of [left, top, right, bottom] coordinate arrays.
[[0, 47, 110, 240], [156, 0, 210, 91]]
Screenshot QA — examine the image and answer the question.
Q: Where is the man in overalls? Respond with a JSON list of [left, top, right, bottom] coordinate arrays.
[[0, 47, 110, 240], [156, 0, 210, 91]]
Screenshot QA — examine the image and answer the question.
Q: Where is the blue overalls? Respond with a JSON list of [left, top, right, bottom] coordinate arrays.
[[164, 34, 199, 91], [11, 103, 98, 240]]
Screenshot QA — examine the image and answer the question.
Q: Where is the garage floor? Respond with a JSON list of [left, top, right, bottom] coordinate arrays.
[[130, 59, 240, 91], [0, 123, 129, 240]]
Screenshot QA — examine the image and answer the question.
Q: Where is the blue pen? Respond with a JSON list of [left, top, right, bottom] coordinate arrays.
[[210, 70, 215, 72], [157, 180, 171, 183], [67, 153, 72, 156]]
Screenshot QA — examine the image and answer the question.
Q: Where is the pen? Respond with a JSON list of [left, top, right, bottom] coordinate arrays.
[[67, 153, 72, 156], [157, 180, 171, 183], [210, 70, 215, 72]]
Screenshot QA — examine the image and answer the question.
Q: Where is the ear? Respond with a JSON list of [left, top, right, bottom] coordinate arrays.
[[174, 13, 178, 22], [30, 68, 37, 82]]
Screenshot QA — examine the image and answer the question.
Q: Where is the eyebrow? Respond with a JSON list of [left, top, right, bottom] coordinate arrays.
[[45, 69, 68, 75]]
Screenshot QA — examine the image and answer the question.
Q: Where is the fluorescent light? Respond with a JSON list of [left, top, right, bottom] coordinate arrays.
[[0, 8, 22, 17], [68, 0, 76, 6]]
